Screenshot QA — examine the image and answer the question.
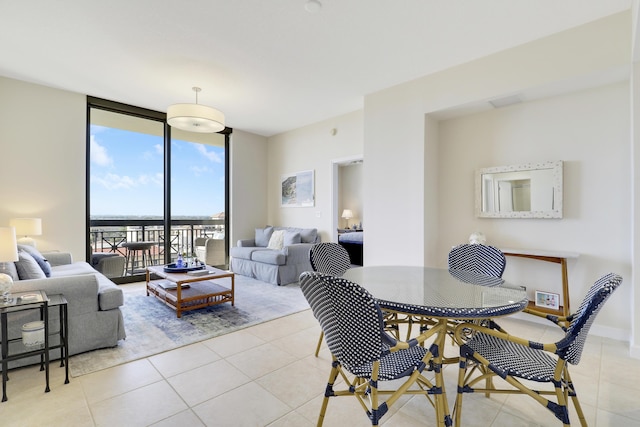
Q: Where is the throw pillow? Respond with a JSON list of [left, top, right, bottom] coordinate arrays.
[[18, 244, 52, 277], [267, 230, 286, 250], [255, 226, 274, 247], [0, 262, 19, 281], [283, 231, 301, 246], [15, 250, 47, 280], [299, 228, 318, 243]]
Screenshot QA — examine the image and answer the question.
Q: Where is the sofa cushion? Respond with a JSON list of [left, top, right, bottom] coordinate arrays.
[[50, 262, 99, 277], [267, 230, 286, 250], [255, 226, 274, 247], [299, 228, 318, 243], [15, 250, 47, 280], [0, 262, 19, 281], [229, 246, 259, 260], [284, 231, 301, 246], [18, 244, 52, 277], [251, 249, 286, 265]]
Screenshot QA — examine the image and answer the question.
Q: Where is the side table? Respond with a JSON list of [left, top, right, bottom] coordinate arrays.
[[0, 291, 70, 401], [48, 294, 69, 385], [1, 291, 49, 402]]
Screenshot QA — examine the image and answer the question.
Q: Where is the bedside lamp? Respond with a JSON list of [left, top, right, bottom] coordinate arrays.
[[0, 227, 18, 302], [10, 218, 42, 248], [341, 209, 353, 229]]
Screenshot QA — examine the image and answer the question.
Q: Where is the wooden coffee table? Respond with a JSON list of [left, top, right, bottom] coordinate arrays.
[[146, 265, 235, 318]]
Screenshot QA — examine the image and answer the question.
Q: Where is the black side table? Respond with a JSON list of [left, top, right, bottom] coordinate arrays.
[[0, 290, 50, 402]]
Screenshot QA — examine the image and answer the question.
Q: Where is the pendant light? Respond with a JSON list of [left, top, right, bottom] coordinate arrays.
[[167, 87, 225, 133]]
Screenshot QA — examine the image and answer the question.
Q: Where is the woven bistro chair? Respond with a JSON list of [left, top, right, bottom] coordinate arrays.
[[309, 242, 351, 277], [402, 243, 509, 341], [448, 243, 506, 277], [299, 271, 441, 426], [309, 242, 352, 357], [453, 272, 623, 427]]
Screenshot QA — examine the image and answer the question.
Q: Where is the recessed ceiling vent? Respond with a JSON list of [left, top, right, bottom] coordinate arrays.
[[489, 94, 523, 109]]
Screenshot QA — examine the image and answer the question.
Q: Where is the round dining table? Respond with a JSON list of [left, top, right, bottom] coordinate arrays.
[[343, 265, 528, 427]]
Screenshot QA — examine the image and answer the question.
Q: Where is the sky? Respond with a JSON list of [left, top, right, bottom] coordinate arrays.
[[89, 125, 225, 217]]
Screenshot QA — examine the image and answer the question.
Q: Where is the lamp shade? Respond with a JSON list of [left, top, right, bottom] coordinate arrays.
[[10, 218, 42, 236], [0, 227, 19, 263], [341, 209, 353, 220], [167, 103, 225, 133]]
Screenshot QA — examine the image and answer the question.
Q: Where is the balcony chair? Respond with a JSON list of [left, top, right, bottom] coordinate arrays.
[[299, 271, 439, 426], [308, 242, 351, 357], [91, 253, 125, 279], [453, 272, 622, 427], [194, 236, 226, 267]]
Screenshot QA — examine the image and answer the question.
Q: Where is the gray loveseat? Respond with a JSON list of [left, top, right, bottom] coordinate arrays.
[[230, 226, 320, 285], [2, 250, 126, 369]]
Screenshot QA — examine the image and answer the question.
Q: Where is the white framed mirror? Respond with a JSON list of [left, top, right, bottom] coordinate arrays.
[[475, 160, 563, 219]]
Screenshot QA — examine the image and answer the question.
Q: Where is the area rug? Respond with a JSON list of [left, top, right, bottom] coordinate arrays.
[[69, 275, 310, 377]]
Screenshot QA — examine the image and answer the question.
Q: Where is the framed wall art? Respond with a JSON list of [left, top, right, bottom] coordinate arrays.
[[281, 169, 315, 207], [534, 290, 560, 310]]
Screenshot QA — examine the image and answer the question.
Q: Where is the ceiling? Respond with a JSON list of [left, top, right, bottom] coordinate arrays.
[[0, 1, 632, 137]]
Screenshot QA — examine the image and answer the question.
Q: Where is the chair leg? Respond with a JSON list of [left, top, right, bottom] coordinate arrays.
[[565, 370, 587, 427], [315, 331, 324, 357], [453, 356, 468, 427], [317, 361, 340, 427]]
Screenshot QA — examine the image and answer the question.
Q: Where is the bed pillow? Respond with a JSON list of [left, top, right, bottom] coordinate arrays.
[[255, 226, 274, 247], [15, 250, 47, 280], [18, 244, 52, 277], [267, 230, 286, 250], [283, 231, 301, 246]]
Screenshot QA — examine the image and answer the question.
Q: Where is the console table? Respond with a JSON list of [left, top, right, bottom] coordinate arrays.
[[501, 248, 579, 317]]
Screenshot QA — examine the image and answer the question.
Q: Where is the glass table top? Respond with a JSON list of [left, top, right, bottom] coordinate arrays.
[[343, 266, 528, 319]]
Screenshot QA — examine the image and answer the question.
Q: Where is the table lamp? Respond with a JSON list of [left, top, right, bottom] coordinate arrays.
[[0, 227, 18, 302], [10, 218, 42, 247], [341, 209, 353, 229]]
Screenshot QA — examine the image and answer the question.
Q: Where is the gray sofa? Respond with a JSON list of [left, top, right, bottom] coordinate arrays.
[[230, 226, 320, 285], [2, 250, 125, 369]]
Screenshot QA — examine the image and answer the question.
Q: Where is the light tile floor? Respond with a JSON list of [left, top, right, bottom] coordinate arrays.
[[1, 284, 639, 426]]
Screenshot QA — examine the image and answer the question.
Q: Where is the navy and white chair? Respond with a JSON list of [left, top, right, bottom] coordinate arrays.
[[453, 273, 622, 427], [448, 243, 506, 278], [308, 242, 351, 356], [309, 242, 352, 276], [299, 271, 437, 426]]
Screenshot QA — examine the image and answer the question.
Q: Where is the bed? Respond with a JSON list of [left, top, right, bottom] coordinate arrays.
[[338, 231, 363, 266]]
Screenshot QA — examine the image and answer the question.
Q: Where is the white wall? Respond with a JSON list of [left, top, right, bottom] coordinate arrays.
[[437, 83, 631, 337], [362, 12, 633, 340], [267, 110, 363, 242], [229, 130, 268, 246], [0, 76, 86, 260]]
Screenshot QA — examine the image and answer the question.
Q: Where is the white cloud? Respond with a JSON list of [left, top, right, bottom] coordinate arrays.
[[154, 144, 163, 155], [91, 172, 164, 190], [194, 144, 222, 163], [90, 135, 113, 167], [190, 165, 211, 176]]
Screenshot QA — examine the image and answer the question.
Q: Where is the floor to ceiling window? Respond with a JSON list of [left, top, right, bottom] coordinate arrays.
[[87, 97, 229, 281]]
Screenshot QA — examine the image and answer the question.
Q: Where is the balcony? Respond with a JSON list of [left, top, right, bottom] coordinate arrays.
[[89, 218, 226, 281]]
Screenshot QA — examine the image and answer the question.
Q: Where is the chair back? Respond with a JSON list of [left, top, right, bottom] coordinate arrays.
[[556, 273, 622, 365], [448, 243, 506, 278], [299, 271, 386, 368], [309, 242, 351, 277]]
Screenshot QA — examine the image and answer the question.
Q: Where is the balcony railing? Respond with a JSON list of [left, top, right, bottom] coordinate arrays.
[[89, 218, 226, 278]]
